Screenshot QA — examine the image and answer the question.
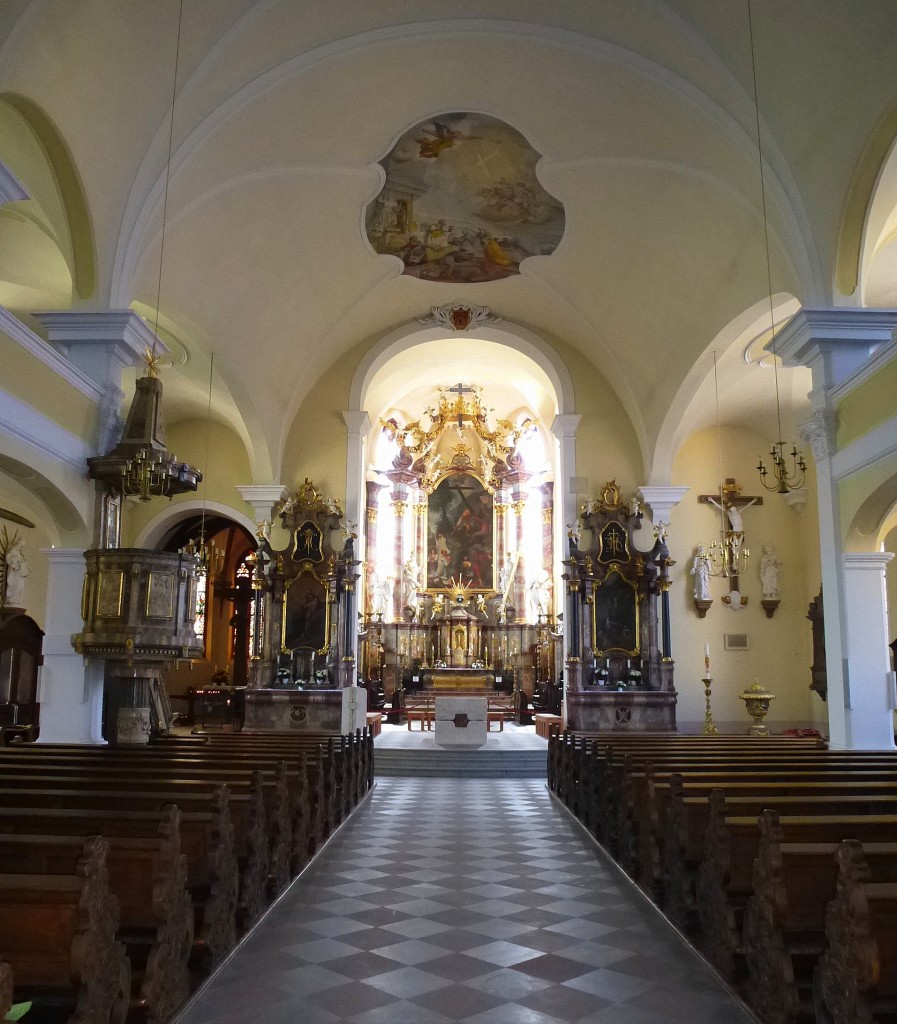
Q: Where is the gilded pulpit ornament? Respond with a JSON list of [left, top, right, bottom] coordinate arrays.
[[367, 112, 565, 283]]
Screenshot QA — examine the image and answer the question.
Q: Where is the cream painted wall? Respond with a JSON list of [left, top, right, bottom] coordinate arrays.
[[121, 418, 252, 545], [837, 358, 897, 449], [670, 426, 820, 733], [544, 329, 644, 493], [280, 326, 644, 508], [0, 329, 95, 441], [0, 473, 57, 630], [840, 450, 897, 548], [280, 344, 356, 502]]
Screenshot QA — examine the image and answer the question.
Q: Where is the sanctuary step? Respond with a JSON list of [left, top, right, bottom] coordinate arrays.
[[374, 746, 546, 778]]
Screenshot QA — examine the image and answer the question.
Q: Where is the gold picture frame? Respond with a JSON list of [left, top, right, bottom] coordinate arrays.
[[96, 570, 124, 618], [281, 568, 331, 656], [592, 564, 640, 656]]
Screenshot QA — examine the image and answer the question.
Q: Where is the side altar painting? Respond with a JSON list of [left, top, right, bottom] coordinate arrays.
[[366, 113, 565, 283], [426, 473, 494, 591]]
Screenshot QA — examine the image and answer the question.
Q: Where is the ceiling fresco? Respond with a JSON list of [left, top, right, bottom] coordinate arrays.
[[366, 112, 565, 284]]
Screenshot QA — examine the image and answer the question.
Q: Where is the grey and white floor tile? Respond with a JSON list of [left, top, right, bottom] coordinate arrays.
[[176, 778, 757, 1024]]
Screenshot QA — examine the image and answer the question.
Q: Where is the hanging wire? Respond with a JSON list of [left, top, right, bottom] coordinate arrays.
[[199, 352, 214, 549], [712, 350, 727, 535], [747, 0, 784, 444], [150, 0, 185, 362]]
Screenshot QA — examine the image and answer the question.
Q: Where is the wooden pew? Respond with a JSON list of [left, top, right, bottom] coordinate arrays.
[[0, 773, 277, 926], [815, 841, 897, 1024], [642, 769, 897, 904], [694, 799, 897, 980], [0, 836, 131, 1024], [0, 790, 239, 968], [0, 817, 193, 1024], [740, 815, 897, 1024], [0, 960, 12, 1023], [0, 762, 293, 905]]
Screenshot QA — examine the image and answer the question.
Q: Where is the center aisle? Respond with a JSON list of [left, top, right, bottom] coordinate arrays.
[[178, 779, 756, 1024]]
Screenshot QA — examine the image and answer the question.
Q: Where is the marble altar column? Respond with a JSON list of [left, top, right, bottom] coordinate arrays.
[[540, 481, 554, 613], [391, 485, 408, 619], [511, 492, 527, 617], [413, 489, 427, 590], [494, 492, 509, 595], [364, 480, 385, 611]]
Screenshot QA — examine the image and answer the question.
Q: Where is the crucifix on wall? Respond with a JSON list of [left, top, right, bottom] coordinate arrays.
[[698, 478, 763, 609]]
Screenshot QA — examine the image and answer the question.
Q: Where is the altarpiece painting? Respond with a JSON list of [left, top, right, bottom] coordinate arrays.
[[426, 473, 494, 591]]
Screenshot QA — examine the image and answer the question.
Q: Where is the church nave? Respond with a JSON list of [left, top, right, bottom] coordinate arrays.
[[176, 779, 754, 1024]]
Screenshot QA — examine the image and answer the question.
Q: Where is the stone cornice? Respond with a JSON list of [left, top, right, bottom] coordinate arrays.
[[0, 305, 103, 403]]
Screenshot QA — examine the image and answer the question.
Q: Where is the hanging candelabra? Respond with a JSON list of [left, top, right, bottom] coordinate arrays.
[[757, 441, 806, 494]]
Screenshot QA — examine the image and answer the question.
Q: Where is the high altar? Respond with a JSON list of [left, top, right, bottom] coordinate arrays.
[[239, 396, 677, 734]]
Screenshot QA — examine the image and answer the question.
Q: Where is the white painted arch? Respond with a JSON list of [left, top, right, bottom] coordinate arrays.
[[133, 499, 257, 550], [344, 318, 579, 532]]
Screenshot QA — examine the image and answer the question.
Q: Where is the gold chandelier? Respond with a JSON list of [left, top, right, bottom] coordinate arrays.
[[381, 382, 535, 485]]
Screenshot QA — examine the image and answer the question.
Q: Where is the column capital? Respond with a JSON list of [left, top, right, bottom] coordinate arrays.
[[236, 484, 288, 523], [40, 547, 87, 567], [843, 551, 895, 572], [774, 307, 897, 390], [32, 310, 163, 393], [551, 413, 581, 440], [343, 411, 372, 436], [637, 485, 689, 525], [799, 408, 837, 462]]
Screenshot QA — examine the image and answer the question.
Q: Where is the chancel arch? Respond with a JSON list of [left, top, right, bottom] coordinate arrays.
[[347, 317, 573, 717]]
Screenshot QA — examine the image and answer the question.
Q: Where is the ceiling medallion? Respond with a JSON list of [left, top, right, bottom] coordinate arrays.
[[418, 302, 498, 332]]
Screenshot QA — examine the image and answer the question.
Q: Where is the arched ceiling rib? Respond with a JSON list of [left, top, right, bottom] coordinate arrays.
[[1, 1, 896, 483]]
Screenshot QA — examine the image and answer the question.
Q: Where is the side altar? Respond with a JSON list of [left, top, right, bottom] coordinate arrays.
[[242, 479, 363, 733], [563, 481, 677, 732]]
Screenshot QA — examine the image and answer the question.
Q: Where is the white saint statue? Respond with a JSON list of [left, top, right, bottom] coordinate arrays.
[[690, 544, 711, 602], [498, 553, 514, 599], [759, 544, 782, 598], [3, 535, 28, 608], [402, 558, 422, 609], [566, 522, 582, 547], [368, 571, 391, 617], [528, 569, 552, 620]]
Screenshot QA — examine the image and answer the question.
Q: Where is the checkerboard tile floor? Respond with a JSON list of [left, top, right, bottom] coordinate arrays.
[[178, 779, 757, 1024]]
